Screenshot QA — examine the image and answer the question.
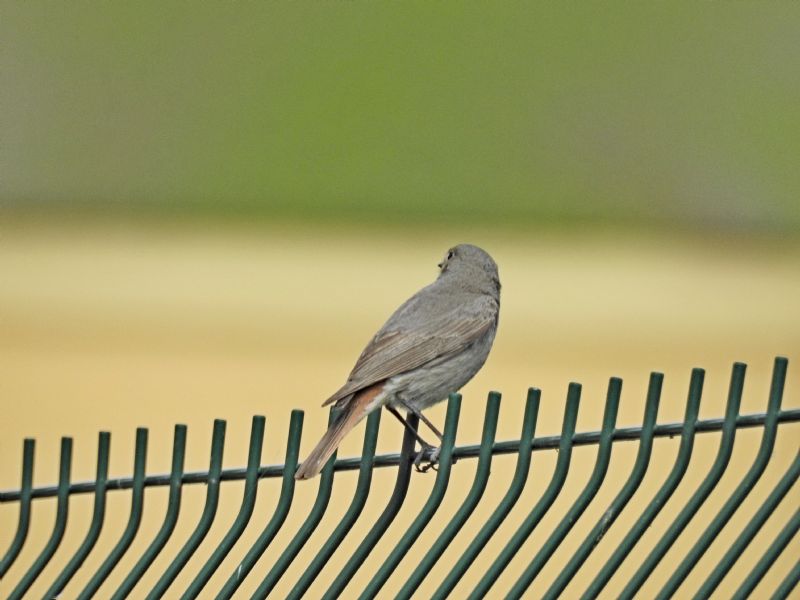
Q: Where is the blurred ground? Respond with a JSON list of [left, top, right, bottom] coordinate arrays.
[[1, 223, 798, 598]]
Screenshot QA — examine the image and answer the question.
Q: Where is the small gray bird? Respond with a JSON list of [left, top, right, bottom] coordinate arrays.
[[295, 244, 500, 480]]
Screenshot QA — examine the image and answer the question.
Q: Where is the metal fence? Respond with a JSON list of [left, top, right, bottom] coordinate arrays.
[[1, 357, 798, 599]]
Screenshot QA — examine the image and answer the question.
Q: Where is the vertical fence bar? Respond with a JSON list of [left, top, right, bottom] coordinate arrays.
[[45, 432, 111, 598], [359, 394, 462, 599], [510, 377, 622, 599], [397, 392, 501, 599], [8, 437, 72, 600], [620, 363, 745, 599], [545, 373, 661, 599], [1, 359, 796, 599], [113, 424, 187, 599], [468, 383, 582, 600], [0, 438, 34, 577], [732, 508, 800, 599], [78, 428, 148, 600], [182, 416, 265, 599], [582, 368, 705, 599], [432, 389, 541, 599], [322, 411, 419, 600], [696, 451, 800, 598], [288, 409, 382, 600], [660, 358, 787, 598], [216, 410, 303, 599], [148, 419, 226, 600], [253, 409, 338, 598]]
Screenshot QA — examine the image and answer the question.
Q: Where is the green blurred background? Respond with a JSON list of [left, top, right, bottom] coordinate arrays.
[[2, 4, 799, 599], [4, 3, 799, 232]]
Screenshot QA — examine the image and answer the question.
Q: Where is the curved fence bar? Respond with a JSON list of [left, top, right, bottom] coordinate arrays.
[[113, 425, 187, 599], [732, 508, 800, 599], [468, 383, 582, 600], [360, 394, 465, 599], [182, 416, 265, 599], [215, 410, 303, 599], [323, 411, 420, 600], [545, 373, 661, 599], [620, 363, 745, 599], [253, 409, 339, 599], [4, 409, 798, 502], [8, 437, 72, 600], [45, 432, 111, 599], [0, 438, 34, 577], [582, 368, 705, 599], [288, 410, 382, 599], [659, 357, 787, 598], [432, 390, 541, 599], [696, 450, 800, 598], [772, 559, 800, 600], [148, 419, 226, 599], [0, 358, 796, 599], [510, 377, 621, 598], [398, 392, 502, 600], [78, 428, 149, 600]]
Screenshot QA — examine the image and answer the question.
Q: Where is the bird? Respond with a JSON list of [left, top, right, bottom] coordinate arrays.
[[294, 244, 500, 480]]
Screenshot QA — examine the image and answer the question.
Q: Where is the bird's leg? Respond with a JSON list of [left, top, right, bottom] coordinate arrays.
[[413, 409, 445, 443], [395, 400, 444, 442], [385, 406, 436, 448], [385, 406, 440, 472], [393, 401, 449, 472]]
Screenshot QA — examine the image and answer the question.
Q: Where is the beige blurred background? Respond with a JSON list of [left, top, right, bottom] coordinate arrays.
[[2, 3, 799, 599]]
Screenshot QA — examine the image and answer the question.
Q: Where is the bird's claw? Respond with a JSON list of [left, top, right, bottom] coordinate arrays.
[[414, 444, 441, 473]]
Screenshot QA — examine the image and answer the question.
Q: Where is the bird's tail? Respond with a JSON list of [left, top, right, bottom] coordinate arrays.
[[295, 383, 384, 480]]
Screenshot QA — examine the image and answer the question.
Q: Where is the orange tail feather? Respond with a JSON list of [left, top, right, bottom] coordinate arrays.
[[295, 383, 384, 480]]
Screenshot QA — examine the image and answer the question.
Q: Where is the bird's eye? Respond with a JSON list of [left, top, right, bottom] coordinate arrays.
[[447, 250, 454, 260]]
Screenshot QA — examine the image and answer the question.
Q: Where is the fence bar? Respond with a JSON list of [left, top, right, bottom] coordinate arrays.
[[148, 420, 226, 599], [182, 416, 265, 599], [0, 439, 34, 577], [113, 425, 187, 599], [216, 410, 303, 599], [468, 383, 581, 600], [8, 437, 72, 600], [323, 411, 420, 600], [732, 508, 800, 599], [620, 363, 744, 599], [511, 378, 622, 598], [398, 392, 502, 599], [288, 410, 381, 599], [660, 357, 787, 598], [545, 373, 662, 599], [432, 390, 541, 599], [3, 410, 798, 504], [254, 409, 339, 598], [697, 451, 800, 597], [582, 368, 705, 599], [78, 428, 148, 599], [0, 359, 796, 599], [359, 393, 463, 598], [772, 559, 800, 600], [46, 432, 111, 598]]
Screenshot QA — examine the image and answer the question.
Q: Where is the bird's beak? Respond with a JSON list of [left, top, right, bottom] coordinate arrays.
[[437, 262, 443, 268]]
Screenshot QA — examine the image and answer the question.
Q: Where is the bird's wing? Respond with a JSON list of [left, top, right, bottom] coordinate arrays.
[[323, 296, 497, 407]]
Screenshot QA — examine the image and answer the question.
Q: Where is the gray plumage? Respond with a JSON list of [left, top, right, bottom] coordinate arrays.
[[295, 244, 500, 480]]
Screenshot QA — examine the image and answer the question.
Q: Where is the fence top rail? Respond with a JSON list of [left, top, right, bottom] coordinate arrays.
[[2, 408, 798, 504]]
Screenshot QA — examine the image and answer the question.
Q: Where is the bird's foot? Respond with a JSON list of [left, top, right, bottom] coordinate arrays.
[[414, 443, 441, 473]]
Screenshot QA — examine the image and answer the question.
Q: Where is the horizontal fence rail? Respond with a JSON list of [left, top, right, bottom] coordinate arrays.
[[1, 357, 798, 599]]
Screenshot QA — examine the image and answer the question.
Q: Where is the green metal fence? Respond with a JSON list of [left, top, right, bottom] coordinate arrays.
[[1, 357, 798, 598]]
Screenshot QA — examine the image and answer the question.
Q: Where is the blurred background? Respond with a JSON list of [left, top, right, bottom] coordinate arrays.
[[1, 3, 798, 598]]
